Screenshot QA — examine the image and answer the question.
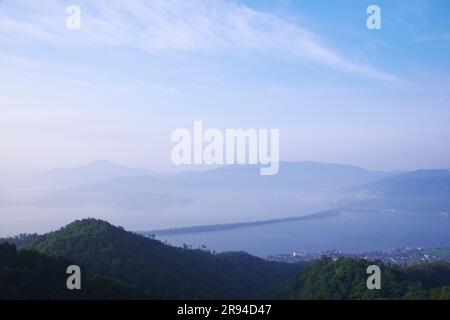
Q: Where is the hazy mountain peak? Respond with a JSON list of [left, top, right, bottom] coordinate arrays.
[[63, 218, 117, 231], [344, 169, 450, 214], [23, 219, 299, 299], [49, 160, 145, 173], [37, 161, 156, 189], [364, 169, 450, 186], [79, 160, 129, 169]]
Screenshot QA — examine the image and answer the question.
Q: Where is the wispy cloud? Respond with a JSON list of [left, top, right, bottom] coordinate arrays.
[[0, 0, 397, 81]]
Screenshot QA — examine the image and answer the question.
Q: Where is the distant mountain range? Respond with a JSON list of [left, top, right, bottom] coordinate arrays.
[[170, 161, 403, 195], [0, 160, 449, 233], [0, 160, 398, 208], [45, 160, 399, 191], [22, 178, 192, 210], [343, 170, 450, 213], [32, 160, 158, 189]]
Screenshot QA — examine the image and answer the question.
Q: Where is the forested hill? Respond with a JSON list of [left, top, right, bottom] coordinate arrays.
[[21, 219, 301, 299], [0, 242, 148, 299], [271, 257, 450, 299], [2, 219, 450, 299]]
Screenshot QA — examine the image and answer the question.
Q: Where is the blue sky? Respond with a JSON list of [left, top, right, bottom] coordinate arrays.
[[0, 0, 449, 172]]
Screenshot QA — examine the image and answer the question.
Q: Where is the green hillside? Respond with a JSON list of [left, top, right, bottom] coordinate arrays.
[[0, 242, 147, 299], [271, 257, 450, 299], [23, 219, 301, 299], [2, 219, 450, 300]]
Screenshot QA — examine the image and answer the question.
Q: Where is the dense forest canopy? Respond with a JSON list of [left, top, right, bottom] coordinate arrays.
[[1, 219, 449, 299]]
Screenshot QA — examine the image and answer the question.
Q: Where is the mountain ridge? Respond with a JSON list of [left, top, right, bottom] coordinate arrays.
[[2, 218, 450, 299], [23, 218, 301, 299], [342, 169, 450, 213]]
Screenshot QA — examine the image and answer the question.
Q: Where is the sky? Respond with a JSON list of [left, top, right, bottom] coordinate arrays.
[[1, 0, 450, 173]]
